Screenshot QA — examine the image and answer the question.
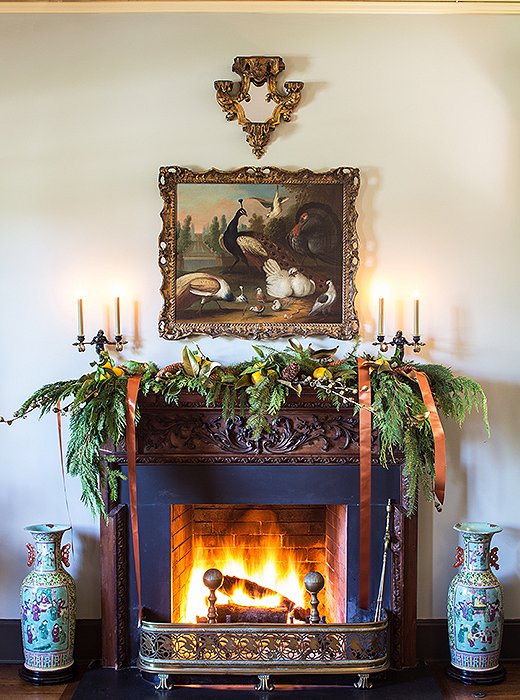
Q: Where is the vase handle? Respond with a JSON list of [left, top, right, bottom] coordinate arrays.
[[61, 543, 71, 568], [490, 546, 499, 570], [453, 546, 464, 568], [26, 543, 36, 567]]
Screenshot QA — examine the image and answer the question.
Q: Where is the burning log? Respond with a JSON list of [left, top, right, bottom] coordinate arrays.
[[219, 574, 308, 622], [198, 603, 290, 624]]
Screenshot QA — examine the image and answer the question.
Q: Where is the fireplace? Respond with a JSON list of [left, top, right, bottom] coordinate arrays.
[[100, 391, 417, 687]]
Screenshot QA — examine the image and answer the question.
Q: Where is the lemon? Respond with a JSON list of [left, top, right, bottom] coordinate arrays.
[[251, 370, 264, 384], [267, 369, 278, 379], [98, 361, 124, 379], [313, 366, 333, 380]]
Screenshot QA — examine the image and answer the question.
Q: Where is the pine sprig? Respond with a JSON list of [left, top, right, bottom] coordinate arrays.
[[3, 343, 489, 519]]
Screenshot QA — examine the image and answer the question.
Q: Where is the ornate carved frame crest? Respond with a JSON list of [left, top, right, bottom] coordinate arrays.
[[214, 57, 304, 159], [158, 165, 360, 341]]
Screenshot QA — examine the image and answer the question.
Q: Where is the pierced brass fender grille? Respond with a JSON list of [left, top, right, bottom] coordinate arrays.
[[138, 618, 388, 676]]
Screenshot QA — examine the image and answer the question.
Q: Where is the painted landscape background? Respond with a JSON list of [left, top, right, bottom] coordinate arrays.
[[175, 183, 344, 325]]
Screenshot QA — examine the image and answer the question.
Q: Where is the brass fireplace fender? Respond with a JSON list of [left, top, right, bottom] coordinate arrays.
[[138, 618, 389, 677]]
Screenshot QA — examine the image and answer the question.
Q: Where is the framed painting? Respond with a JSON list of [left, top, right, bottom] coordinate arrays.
[[158, 166, 360, 340]]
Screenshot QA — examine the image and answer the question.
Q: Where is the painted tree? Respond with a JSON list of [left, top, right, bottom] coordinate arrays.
[[220, 214, 228, 237], [178, 215, 193, 254], [204, 215, 221, 254]]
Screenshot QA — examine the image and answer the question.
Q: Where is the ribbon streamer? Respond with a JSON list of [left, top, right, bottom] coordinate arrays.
[[56, 401, 74, 555], [125, 375, 143, 626], [409, 369, 446, 508], [357, 358, 372, 610]]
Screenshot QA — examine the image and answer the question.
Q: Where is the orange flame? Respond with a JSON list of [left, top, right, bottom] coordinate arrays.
[[180, 536, 307, 623]]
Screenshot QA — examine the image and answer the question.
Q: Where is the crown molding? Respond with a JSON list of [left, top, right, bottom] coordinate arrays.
[[0, 1, 519, 14]]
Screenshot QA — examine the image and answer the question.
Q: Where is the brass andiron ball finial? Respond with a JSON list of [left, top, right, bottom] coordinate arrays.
[[304, 571, 325, 624], [203, 568, 223, 624]]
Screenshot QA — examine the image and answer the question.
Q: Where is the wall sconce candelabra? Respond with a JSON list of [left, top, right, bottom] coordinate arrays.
[[74, 297, 127, 359], [214, 56, 304, 159], [373, 296, 425, 361]]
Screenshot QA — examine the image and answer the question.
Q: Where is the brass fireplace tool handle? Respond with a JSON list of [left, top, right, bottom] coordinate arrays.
[[374, 499, 393, 623]]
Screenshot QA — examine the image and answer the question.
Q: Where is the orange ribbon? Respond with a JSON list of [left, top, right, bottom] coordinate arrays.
[[56, 401, 74, 555], [406, 368, 446, 508], [357, 358, 372, 610], [126, 375, 143, 625]]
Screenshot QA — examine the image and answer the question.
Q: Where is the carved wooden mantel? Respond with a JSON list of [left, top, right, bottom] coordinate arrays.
[[101, 390, 417, 671]]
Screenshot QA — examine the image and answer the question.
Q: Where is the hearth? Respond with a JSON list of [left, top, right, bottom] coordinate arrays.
[[100, 392, 417, 689]]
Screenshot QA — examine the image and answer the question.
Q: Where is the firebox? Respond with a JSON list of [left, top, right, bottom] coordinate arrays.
[[171, 504, 347, 625], [100, 392, 418, 689]]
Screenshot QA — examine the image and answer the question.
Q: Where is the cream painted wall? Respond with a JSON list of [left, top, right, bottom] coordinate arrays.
[[0, 13, 519, 620]]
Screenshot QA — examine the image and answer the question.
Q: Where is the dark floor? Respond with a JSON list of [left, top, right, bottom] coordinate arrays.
[[71, 666, 443, 699], [3, 662, 520, 699]]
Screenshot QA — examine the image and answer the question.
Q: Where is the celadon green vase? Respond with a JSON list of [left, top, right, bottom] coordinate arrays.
[[20, 524, 76, 685], [446, 522, 506, 685]]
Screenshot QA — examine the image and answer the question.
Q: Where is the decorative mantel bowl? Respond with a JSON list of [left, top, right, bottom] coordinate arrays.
[[446, 522, 506, 685], [19, 524, 76, 685]]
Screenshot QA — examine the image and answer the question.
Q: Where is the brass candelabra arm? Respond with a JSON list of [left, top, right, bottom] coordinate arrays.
[[72, 329, 127, 359], [73, 335, 86, 352], [372, 335, 388, 353], [412, 335, 425, 354], [374, 330, 426, 362]]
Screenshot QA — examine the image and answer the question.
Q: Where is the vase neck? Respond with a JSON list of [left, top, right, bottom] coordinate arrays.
[[31, 531, 64, 573], [462, 532, 493, 571]]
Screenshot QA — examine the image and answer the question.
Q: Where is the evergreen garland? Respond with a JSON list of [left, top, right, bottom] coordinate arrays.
[[2, 343, 489, 520]]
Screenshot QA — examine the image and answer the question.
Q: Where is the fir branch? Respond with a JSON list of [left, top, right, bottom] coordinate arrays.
[[3, 343, 489, 521]]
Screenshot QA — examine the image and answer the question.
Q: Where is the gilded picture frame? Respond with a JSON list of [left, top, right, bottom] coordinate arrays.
[[158, 166, 360, 340]]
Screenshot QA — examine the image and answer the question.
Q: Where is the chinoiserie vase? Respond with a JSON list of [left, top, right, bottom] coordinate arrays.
[[446, 522, 506, 685], [20, 524, 76, 685]]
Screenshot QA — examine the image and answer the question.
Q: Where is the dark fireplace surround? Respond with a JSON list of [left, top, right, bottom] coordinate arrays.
[[100, 391, 417, 673]]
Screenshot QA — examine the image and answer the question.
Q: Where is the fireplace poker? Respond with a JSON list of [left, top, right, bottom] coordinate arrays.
[[374, 499, 393, 623]]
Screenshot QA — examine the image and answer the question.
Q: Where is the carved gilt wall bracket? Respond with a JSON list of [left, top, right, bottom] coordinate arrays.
[[214, 56, 304, 159]]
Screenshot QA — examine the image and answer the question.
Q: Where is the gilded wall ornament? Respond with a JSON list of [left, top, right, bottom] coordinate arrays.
[[214, 57, 304, 158]]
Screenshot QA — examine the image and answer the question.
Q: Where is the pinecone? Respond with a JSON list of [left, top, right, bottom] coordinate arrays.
[[156, 362, 183, 379], [282, 361, 301, 382]]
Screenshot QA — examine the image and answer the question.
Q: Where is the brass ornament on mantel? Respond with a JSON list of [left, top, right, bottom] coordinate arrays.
[[214, 56, 304, 158]]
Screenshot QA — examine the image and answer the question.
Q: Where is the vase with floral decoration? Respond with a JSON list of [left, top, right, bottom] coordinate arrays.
[[20, 524, 75, 685], [447, 522, 506, 685]]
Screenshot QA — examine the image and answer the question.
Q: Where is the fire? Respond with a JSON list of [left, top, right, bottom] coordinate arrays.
[[180, 537, 307, 623]]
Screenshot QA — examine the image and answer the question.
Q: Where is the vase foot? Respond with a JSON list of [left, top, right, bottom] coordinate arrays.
[[19, 663, 76, 685], [446, 663, 506, 685]]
